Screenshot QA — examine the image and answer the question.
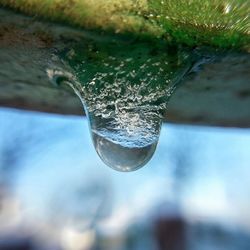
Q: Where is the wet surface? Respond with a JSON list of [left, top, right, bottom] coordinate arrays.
[[1, 8, 250, 128]]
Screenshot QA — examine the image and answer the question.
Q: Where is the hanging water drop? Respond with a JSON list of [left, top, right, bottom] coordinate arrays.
[[89, 106, 163, 171], [49, 37, 194, 171]]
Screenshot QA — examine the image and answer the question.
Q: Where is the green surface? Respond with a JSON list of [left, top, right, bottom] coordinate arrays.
[[59, 37, 193, 113], [0, 0, 249, 50]]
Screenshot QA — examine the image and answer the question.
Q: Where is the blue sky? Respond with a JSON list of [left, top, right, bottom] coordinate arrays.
[[0, 107, 250, 233]]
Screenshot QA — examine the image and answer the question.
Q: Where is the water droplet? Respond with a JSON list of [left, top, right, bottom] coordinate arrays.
[[88, 107, 162, 172], [51, 37, 194, 171], [93, 132, 157, 172]]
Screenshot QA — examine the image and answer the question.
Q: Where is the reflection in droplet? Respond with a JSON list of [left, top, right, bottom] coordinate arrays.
[[93, 132, 157, 172], [48, 37, 194, 171], [89, 106, 163, 171]]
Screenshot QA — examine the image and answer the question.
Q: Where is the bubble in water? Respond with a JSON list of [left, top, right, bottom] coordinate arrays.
[[49, 37, 194, 171]]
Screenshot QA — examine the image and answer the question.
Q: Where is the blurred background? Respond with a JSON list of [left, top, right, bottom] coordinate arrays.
[[0, 107, 250, 250]]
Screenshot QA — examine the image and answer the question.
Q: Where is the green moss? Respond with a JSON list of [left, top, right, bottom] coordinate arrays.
[[0, 0, 249, 50], [147, 0, 250, 49]]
